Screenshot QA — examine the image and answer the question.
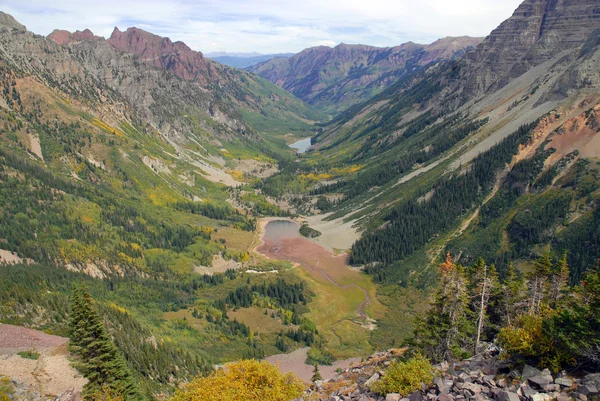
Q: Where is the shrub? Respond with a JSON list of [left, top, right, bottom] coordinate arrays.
[[170, 359, 305, 401], [497, 314, 564, 371], [372, 353, 433, 395], [17, 349, 40, 360], [306, 347, 335, 366]]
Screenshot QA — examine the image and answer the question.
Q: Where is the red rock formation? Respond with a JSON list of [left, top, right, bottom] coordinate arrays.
[[107, 27, 215, 85], [48, 28, 100, 45]]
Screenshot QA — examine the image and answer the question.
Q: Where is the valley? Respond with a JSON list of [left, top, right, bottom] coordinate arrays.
[[1, 0, 600, 400]]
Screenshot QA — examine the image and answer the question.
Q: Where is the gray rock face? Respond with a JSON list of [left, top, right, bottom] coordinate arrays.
[[463, 0, 600, 94]]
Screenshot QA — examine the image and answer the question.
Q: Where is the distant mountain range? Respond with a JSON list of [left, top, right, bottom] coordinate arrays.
[[206, 52, 294, 69], [247, 37, 482, 114]]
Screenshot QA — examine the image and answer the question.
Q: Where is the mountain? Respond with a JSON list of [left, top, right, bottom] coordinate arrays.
[[44, 25, 325, 139], [295, 0, 600, 285], [247, 37, 482, 114], [207, 53, 295, 69]]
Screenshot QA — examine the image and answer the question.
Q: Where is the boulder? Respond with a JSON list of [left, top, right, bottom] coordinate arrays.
[[556, 393, 570, 401], [463, 383, 483, 394], [531, 394, 552, 401], [435, 377, 451, 395], [578, 385, 598, 396], [522, 366, 542, 382], [497, 391, 521, 401], [438, 395, 455, 401], [365, 373, 380, 388], [555, 378, 573, 388], [497, 379, 508, 389], [518, 384, 537, 398], [386, 394, 401, 401], [529, 375, 554, 389], [409, 391, 424, 401], [459, 373, 473, 383]]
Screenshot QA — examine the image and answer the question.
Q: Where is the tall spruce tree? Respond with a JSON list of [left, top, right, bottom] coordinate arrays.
[[68, 284, 143, 401], [415, 253, 472, 361]]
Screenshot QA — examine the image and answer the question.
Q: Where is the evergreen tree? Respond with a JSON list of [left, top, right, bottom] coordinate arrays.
[[68, 285, 143, 401], [528, 254, 552, 315], [311, 363, 322, 384], [549, 252, 570, 308], [415, 253, 472, 361], [498, 263, 525, 327]]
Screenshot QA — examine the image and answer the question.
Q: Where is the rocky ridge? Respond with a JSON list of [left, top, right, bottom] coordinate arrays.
[[301, 348, 600, 401], [247, 37, 482, 114]]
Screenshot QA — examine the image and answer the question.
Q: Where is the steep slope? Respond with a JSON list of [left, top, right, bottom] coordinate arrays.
[[45, 26, 325, 137], [263, 0, 600, 286], [247, 37, 482, 114]]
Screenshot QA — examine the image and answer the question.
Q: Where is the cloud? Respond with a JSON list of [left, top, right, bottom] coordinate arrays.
[[1, 0, 524, 53]]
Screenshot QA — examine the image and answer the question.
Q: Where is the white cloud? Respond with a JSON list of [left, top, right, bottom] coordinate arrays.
[[1, 0, 524, 53]]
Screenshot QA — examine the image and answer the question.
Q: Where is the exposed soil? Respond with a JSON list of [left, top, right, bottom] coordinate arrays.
[[0, 324, 86, 398], [264, 347, 361, 383]]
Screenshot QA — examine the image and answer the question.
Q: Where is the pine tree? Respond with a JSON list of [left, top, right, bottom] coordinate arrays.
[[549, 252, 570, 308], [68, 285, 143, 401], [415, 253, 472, 361], [498, 263, 525, 327], [311, 363, 322, 383], [528, 254, 552, 315]]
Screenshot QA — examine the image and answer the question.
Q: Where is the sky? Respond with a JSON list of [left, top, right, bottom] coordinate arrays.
[[1, 0, 524, 54]]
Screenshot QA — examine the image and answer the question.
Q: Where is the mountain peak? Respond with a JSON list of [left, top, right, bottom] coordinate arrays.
[[48, 28, 100, 45], [0, 12, 26, 33], [107, 26, 212, 83]]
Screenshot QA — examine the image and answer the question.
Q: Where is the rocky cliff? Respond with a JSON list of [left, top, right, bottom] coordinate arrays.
[[462, 0, 600, 95], [107, 27, 216, 85], [247, 37, 482, 114]]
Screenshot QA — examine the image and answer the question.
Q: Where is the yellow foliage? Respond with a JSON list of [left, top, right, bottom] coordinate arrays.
[[171, 359, 305, 401], [372, 354, 433, 396], [81, 215, 95, 224], [108, 303, 129, 314], [92, 118, 124, 136], [226, 169, 246, 182]]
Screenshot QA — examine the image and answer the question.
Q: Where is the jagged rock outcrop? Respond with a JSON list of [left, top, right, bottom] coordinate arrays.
[[107, 27, 215, 85], [47, 29, 100, 45], [248, 37, 482, 114]]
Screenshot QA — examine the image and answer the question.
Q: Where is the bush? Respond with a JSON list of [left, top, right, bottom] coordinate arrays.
[[306, 347, 335, 366], [299, 223, 321, 238], [497, 314, 563, 371], [170, 359, 305, 401], [372, 354, 433, 396], [17, 349, 40, 360]]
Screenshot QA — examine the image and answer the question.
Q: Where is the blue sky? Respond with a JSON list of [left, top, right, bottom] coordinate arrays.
[[2, 0, 524, 54]]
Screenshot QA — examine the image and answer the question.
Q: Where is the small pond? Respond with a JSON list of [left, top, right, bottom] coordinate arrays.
[[263, 220, 299, 241], [289, 137, 312, 154]]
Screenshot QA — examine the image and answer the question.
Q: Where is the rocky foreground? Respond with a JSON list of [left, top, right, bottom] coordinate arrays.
[[300, 348, 600, 401]]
